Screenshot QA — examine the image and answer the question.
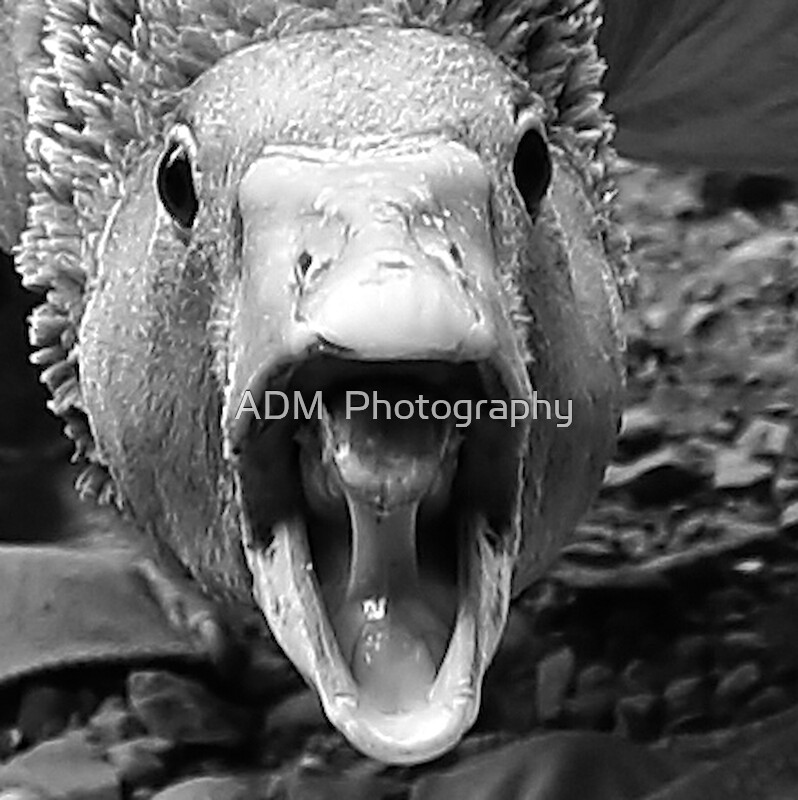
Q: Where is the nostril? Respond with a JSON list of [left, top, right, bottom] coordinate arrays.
[[297, 250, 313, 277], [448, 243, 463, 270]]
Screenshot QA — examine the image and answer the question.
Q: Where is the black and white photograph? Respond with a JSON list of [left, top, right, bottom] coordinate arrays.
[[0, 1, 796, 797]]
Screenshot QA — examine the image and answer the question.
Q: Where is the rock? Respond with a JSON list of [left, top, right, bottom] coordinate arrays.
[[640, 302, 670, 333], [16, 686, 75, 745], [780, 501, 798, 533], [731, 556, 766, 576], [615, 693, 661, 740], [714, 662, 761, 706], [0, 790, 44, 800], [773, 476, 798, 507], [673, 513, 711, 547], [713, 448, 773, 490], [603, 446, 709, 504], [674, 512, 777, 558], [151, 776, 250, 800], [681, 301, 722, 338], [535, 647, 575, 722], [717, 631, 767, 668], [721, 231, 795, 276], [741, 686, 789, 722], [576, 664, 614, 694], [615, 527, 652, 561], [87, 696, 143, 747], [617, 406, 664, 454], [663, 676, 708, 722], [708, 415, 736, 440], [127, 672, 250, 748], [106, 738, 171, 789], [736, 418, 792, 458], [621, 660, 663, 695], [0, 732, 120, 799], [0, 729, 22, 761], [560, 537, 624, 569]]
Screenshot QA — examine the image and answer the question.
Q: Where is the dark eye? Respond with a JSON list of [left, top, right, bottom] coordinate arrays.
[[157, 137, 198, 228], [512, 127, 552, 217]]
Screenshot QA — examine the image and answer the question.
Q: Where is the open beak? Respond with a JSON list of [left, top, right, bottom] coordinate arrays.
[[223, 139, 532, 763]]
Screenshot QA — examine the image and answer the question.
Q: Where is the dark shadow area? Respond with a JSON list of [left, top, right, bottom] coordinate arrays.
[[698, 172, 797, 217], [0, 250, 72, 543]]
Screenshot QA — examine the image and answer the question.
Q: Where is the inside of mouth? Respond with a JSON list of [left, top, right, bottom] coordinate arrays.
[[238, 358, 519, 715], [301, 382, 462, 713]]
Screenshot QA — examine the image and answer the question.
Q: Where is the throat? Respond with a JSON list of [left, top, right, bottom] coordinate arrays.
[[335, 504, 451, 713], [298, 388, 461, 713]]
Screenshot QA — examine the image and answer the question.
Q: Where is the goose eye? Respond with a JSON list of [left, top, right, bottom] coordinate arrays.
[[512, 126, 552, 217], [157, 137, 198, 228]]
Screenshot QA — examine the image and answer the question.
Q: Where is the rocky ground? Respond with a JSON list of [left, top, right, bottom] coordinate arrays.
[[0, 161, 796, 798], [492, 164, 798, 744]]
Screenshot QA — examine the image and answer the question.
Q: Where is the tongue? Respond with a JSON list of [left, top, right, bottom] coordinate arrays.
[[317, 389, 459, 714]]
